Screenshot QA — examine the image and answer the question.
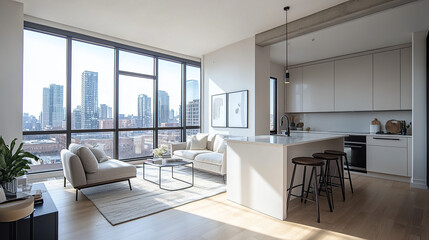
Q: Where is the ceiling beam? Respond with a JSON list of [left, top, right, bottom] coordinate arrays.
[[255, 0, 417, 47]]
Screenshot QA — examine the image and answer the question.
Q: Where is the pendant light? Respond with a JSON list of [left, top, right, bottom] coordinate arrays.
[[284, 6, 290, 84]]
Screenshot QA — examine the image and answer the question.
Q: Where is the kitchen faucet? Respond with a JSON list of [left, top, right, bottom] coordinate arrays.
[[280, 114, 290, 136]]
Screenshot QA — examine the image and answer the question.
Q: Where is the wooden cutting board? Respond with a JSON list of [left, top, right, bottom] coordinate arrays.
[[385, 120, 402, 134]]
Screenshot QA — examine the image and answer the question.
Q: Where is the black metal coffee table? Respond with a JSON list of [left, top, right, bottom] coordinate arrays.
[[142, 159, 194, 191]]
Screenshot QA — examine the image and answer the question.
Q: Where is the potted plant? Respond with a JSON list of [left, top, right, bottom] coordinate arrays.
[[0, 136, 39, 197]]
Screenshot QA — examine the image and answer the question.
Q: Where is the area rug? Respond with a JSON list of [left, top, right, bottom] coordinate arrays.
[[80, 166, 226, 225]]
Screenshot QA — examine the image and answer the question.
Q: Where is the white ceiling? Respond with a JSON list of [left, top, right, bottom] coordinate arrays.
[[16, 0, 348, 59], [270, 0, 429, 66]]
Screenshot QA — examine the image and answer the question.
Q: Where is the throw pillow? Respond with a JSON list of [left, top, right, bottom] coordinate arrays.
[[89, 146, 110, 163], [213, 135, 224, 152], [206, 133, 217, 151], [217, 141, 227, 153], [190, 135, 208, 150], [75, 146, 99, 173], [186, 136, 192, 150]]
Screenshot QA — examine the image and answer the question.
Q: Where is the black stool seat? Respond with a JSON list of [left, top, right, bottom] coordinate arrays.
[[292, 157, 324, 166], [324, 150, 346, 156], [312, 153, 338, 160]]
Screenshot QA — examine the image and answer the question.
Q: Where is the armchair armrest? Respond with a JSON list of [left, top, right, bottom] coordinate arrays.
[[61, 149, 87, 188], [169, 142, 187, 155]]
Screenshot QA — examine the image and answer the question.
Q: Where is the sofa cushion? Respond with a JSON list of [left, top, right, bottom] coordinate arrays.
[[69, 144, 98, 173], [206, 133, 217, 151], [86, 159, 136, 185], [173, 150, 211, 160], [190, 134, 208, 150], [194, 152, 223, 166], [89, 146, 110, 163]]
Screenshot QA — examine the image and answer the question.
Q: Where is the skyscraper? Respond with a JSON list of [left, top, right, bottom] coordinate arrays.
[[81, 71, 99, 129], [186, 99, 200, 126], [186, 80, 199, 102], [42, 84, 64, 129], [158, 90, 170, 125], [99, 104, 112, 119], [137, 94, 152, 127], [72, 105, 82, 129]]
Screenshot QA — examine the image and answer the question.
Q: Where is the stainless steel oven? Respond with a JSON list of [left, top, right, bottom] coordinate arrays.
[[344, 135, 367, 173]]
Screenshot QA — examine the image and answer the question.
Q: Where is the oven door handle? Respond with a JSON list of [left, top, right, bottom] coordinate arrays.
[[344, 145, 363, 149]]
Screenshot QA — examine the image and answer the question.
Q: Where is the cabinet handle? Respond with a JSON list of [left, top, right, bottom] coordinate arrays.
[[372, 137, 400, 141]]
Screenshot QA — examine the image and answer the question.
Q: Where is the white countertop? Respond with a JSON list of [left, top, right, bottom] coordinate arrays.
[[225, 133, 345, 146], [288, 130, 412, 138]]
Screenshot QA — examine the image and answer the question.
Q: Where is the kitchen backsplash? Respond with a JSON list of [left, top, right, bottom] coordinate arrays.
[[288, 111, 412, 133]]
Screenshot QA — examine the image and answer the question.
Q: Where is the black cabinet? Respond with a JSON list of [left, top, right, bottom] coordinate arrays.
[[0, 183, 58, 240]]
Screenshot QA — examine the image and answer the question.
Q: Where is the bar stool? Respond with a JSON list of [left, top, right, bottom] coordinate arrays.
[[287, 157, 332, 223], [313, 153, 346, 204], [0, 195, 34, 240], [324, 150, 354, 194]]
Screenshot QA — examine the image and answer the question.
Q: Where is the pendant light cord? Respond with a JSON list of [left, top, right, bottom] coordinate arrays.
[[285, 7, 288, 73], [284, 6, 290, 83]]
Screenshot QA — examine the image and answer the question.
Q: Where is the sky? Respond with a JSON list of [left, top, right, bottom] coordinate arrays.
[[23, 30, 200, 118]]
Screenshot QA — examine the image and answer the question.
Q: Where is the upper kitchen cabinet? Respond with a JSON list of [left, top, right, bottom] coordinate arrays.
[[302, 62, 334, 112], [285, 67, 303, 112], [401, 47, 412, 110], [373, 50, 401, 110], [334, 55, 373, 111]]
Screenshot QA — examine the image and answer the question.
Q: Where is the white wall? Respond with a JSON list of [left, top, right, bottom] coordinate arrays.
[[203, 37, 256, 136], [203, 37, 271, 136], [255, 45, 270, 135], [411, 30, 428, 188], [0, 1, 24, 144], [270, 62, 285, 133], [289, 111, 412, 133]]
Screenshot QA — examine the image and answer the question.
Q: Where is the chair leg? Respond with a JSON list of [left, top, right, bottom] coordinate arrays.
[[335, 159, 346, 201], [312, 167, 320, 223], [304, 167, 314, 204], [286, 164, 297, 213], [344, 155, 354, 193], [128, 179, 132, 191], [75, 189, 78, 201], [322, 165, 333, 212], [300, 166, 306, 203], [64, 177, 66, 187]]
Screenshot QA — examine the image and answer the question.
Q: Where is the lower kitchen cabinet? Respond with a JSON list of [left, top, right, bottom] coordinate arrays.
[[366, 136, 410, 177]]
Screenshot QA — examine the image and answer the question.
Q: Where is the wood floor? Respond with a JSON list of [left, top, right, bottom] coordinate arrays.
[[41, 173, 429, 240]]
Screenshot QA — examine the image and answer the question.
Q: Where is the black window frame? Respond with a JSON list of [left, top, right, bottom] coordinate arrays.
[[22, 22, 201, 172]]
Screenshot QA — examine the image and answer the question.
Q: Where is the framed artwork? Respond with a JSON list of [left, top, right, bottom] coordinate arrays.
[[211, 93, 227, 128], [228, 90, 248, 128]]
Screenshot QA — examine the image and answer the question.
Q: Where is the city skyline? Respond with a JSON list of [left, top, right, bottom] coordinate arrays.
[[23, 70, 199, 131]]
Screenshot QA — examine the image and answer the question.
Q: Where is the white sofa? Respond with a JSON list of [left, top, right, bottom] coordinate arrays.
[[170, 133, 227, 177], [61, 144, 137, 201]]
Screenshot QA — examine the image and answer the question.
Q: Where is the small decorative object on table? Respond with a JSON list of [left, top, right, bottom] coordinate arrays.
[[290, 116, 296, 130], [152, 144, 168, 159], [296, 121, 304, 131], [0, 136, 39, 197]]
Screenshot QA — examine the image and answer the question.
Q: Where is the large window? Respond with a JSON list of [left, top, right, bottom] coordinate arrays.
[[270, 77, 277, 134], [23, 24, 201, 173]]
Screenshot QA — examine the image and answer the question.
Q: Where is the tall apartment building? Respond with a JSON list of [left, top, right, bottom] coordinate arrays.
[[42, 84, 64, 129], [81, 71, 99, 129], [137, 94, 152, 127]]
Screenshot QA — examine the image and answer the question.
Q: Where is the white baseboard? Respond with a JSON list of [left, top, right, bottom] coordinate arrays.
[[364, 171, 411, 183], [411, 179, 428, 189]]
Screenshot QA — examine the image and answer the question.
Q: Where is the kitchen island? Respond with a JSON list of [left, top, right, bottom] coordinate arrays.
[[226, 133, 345, 220]]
